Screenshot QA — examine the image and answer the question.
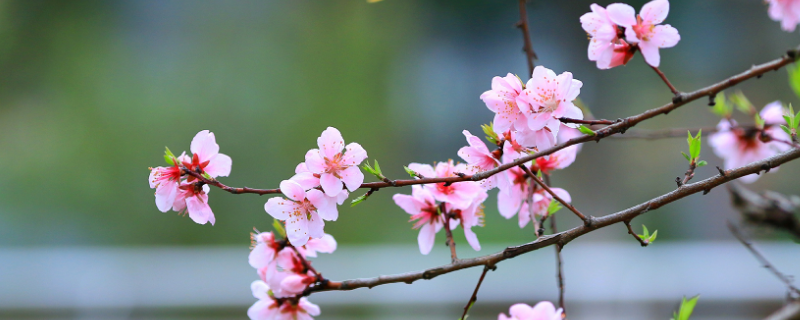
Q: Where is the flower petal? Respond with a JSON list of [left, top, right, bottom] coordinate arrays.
[[204, 153, 232, 178], [606, 3, 637, 27], [307, 189, 338, 221], [417, 223, 436, 255], [265, 197, 299, 220], [317, 127, 345, 159], [280, 180, 307, 202], [340, 165, 365, 192], [651, 24, 680, 49], [638, 40, 661, 67], [640, 0, 669, 25], [190, 130, 220, 162], [342, 142, 368, 166], [319, 173, 343, 197], [186, 193, 215, 225]]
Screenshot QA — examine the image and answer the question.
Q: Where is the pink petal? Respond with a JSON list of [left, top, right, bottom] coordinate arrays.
[[250, 280, 271, 300], [760, 101, 787, 125], [550, 188, 572, 203], [530, 301, 559, 320], [190, 130, 220, 162], [317, 127, 345, 159], [299, 298, 321, 316], [249, 243, 275, 269], [564, 78, 583, 102], [498, 188, 521, 219], [290, 172, 320, 190], [295, 162, 309, 174], [518, 202, 531, 228], [560, 104, 584, 128], [417, 223, 436, 255], [509, 303, 535, 319], [264, 197, 299, 220], [336, 190, 349, 205], [204, 153, 232, 177], [319, 173, 343, 197], [307, 189, 338, 221], [640, 0, 670, 25], [651, 25, 680, 48], [393, 194, 421, 215], [581, 5, 615, 39], [342, 142, 368, 166], [305, 234, 337, 257], [463, 227, 481, 251], [155, 180, 179, 213], [304, 149, 325, 173], [186, 193, 215, 225], [407, 163, 436, 178], [638, 40, 661, 67], [285, 211, 310, 246], [606, 3, 636, 27], [526, 112, 552, 131], [280, 180, 307, 202], [248, 300, 278, 320], [306, 211, 325, 239], [281, 275, 308, 295], [340, 165, 365, 192]]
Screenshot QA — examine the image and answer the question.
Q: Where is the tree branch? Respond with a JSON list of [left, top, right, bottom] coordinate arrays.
[[651, 65, 681, 96], [520, 165, 589, 224], [624, 220, 649, 247], [516, 0, 537, 76], [551, 217, 566, 313], [459, 265, 494, 320], [307, 146, 800, 293], [727, 221, 800, 297]]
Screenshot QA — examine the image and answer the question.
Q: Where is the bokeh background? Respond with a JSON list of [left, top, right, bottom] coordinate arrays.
[[0, 0, 798, 319]]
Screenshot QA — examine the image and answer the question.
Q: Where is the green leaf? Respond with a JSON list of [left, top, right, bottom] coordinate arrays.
[[782, 125, 793, 135], [783, 115, 793, 127], [164, 147, 177, 165], [730, 91, 754, 115], [710, 92, 731, 118], [404, 166, 417, 178], [696, 160, 708, 167], [681, 152, 691, 162], [373, 160, 382, 176], [578, 125, 595, 136], [648, 230, 658, 243], [202, 172, 212, 180], [755, 114, 765, 129], [536, 170, 543, 179], [677, 295, 700, 320], [351, 194, 369, 207], [788, 62, 800, 99], [688, 130, 702, 160], [481, 123, 500, 145], [272, 219, 286, 238], [547, 200, 562, 215], [642, 225, 650, 238]]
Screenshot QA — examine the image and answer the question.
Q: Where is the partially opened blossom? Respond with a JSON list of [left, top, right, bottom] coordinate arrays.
[[184, 130, 232, 179], [607, 0, 680, 67], [767, 0, 800, 32], [449, 191, 488, 251], [516, 66, 583, 149], [480, 73, 526, 133], [408, 161, 484, 209], [305, 127, 368, 197], [249, 231, 282, 269], [393, 185, 444, 255], [149, 163, 182, 212], [264, 180, 337, 246], [247, 280, 320, 320], [172, 182, 216, 225], [709, 102, 791, 183], [498, 301, 563, 320], [581, 3, 635, 69]]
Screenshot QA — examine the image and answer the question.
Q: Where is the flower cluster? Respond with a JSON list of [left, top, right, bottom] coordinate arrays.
[[247, 230, 336, 320], [581, 0, 680, 68], [709, 101, 792, 183], [148, 130, 232, 225], [265, 127, 367, 246]]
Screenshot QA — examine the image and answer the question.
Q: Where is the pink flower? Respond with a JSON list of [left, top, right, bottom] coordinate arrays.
[[498, 301, 563, 320], [408, 161, 484, 209], [516, 66, 583, 149], [183, 130, 232, 179], [304, 127, 368, 197], [581, 4, 635, 69], [767, 0, 800, 32], [709, 102, 791, 183], [149, 163, 182, 212], [249, 231, 282, 269], [480, 74, 526, 133], [393, 185, 444, 255], [269, 248, 316, 297], [497, 166, 571, 229], [607, 0, 680, 67], [299, 234, 337, 258], [458, 130, 504, 190], [291, 162, 350, 205], [448, 191, 487, 251], [172, 182, 216, 225], [518, 188, 571, 229], [264, 180, 337, 246], [247, 280, 320, 320]]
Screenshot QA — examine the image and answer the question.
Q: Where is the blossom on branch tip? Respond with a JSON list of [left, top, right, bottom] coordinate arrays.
[[498, 301, 563, 320], [709, 101, 791, 183], [516, 66, 584, 150], [304, 127, 368, 197], [766, 0, 800, 32], [185, 130, 232, 179], [247, 280, 320, 320], [264, 180, 336, 246], [607, 0, 680, 67]]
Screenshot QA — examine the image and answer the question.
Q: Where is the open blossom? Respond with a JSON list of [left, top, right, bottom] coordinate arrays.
[[581, 3, 635, 69], [448, 191, 487, 251], [265, 180, 337, 246], [480, 73, 526, 133], [304, 127, 368, 197], [393, 185, 443, 255], [607, 0, 680, 67], [249, 231, 282, 269], [149, 163, 182, 212], [184, 130, 232, 179], [497, 164, 571, 228], [172, 182, 216, 225], [516, 66, 583, 150], [767, 0, 800, 32], [498, 301, 563, 320], [247, 280, 320, 320], [458, 130, 505, 190], [291, 162, 350, 205], [709, 102, 791, 183], [408, 161, 484, 209]]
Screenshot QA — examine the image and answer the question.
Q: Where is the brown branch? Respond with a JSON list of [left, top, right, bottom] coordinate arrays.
[[307, 146, 800, 293], [727, 221, 800, 297], [624, 220, 649, 247], [443, 203, 458, 263], [551, 216, 565, 313], [516, 0, 537, 75], [651, 65, 681, 96], [521, 165, 589, 224], [188, 46, 799, 198], [677, 161, 697, 187], [558, 117, 616, 126], [459, 265, 494, 320]]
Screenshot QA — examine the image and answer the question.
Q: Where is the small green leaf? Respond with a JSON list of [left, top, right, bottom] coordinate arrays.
[[578, 125, 595, 136], [404, 166, 417, 178], [696, 160, 708, 167], [730, 91, 754, 115], [350, 194, 369, 207], [202, 172, 212, 180], [648, 230, 658, 243], [642, 225, 650, 238], [788, 62, 800, 99], [689, 130, 702, 160], [710, 92, 731, 118], [373, 160, 382, 176], [783, 115, 792, 127], [362, 163, 377, 176], [164, 147, 177, 165], [482, 123, 500, 145], [677, 295, 700, 320], [272, 219, 286, 238], [681, 152, 691, 162], [536, 170, 543, 179], [547, 200, 562, 215], [782, 125, 793, 135]]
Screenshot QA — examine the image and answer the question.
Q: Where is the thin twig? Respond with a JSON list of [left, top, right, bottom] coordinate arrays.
[[520, 165, 590, 224], [624, 220, 648, 247], [307, 147, 800, 293], [727, 221, 800, 297], [443, 204, 458, 263], [651, 65, 681, 96], [516, 0, 537, 75], [551, 216, 566, 313], [558, 117, 616, 125], [677, 161, 697, 187], [459, 265, 494, 320], [185, 46, 800, 197]]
